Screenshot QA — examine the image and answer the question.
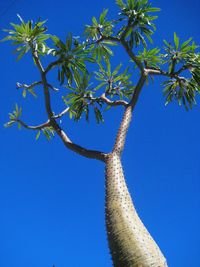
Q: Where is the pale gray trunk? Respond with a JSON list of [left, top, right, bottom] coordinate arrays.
[[105, 153, 167, 267], [105, 103, 168, 267]]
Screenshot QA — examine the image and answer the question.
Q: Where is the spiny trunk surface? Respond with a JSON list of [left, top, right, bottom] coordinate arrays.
[[105, 153, 167, 267]]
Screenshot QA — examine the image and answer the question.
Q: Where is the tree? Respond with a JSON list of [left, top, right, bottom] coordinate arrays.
[[2, 0, 200, 266]]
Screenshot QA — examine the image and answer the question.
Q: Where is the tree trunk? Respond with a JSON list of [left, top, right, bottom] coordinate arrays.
[[105, 152, 168, 267]]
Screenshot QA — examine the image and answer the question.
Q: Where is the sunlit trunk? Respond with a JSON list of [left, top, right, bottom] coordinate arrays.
[[105, 153, 167, 267]]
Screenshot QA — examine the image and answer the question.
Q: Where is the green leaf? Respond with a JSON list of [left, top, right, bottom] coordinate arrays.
[[4, 120, 15, 128], [145, 7, 161, 13], [116, 0, 126, 8], [99, 9, 108, 24], [16, 14, 25, 24], [22, 89, 27, 98], [74, 60, 86, 72], [102, 45, 113, 56], [43, 129, 51, 140], [105, 57, 111, 76], [28, 88, 37, 98], [124, 27, 133, 38], [127, 0, 134, 9], [174, 32, 179, 50], [94, 82, 106, 91], [101, 40, 117, 46], [17, 122, 21, 129], [83, 57, 96, 63], [36, 131, 41, 140], [16, 47, 27, 61], [73, 68, 81, 87], [94, 107, 104, 123], [92, 17, 98, 26], [69, 109, 75, 119], [36, 20, 47, 28], [180, 37, 192, 51], [41, 43, 46, 53], [37, 34, 50, 43], [66, 32, 72, 51], [1, 35, 13, 42], [104, 105, 112, 111], [112, 63, 122, 76]]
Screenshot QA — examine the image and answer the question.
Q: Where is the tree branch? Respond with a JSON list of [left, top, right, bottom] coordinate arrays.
[[112, 72, 147, 155], [96, 35, 120, 44], [31, 47, 107, 162], [174, 64, 190, 75], [120, 39, 144, 73], [112, 105, 132, 155], [100, 93, 128, 107], [45, 58, 63, 74], [146, 68, 188, 82], [55, 128, 107, 162], [97, 36, 144, 74], [31, 48, 45, 73], [120, 20, 137, 40], [15, 118, 50, 130], [47, 83, 59, 92], [53, 107, 70, 119], [16, 81, 59, 92], [128, 72, 147, 110], [15, 117, 107, 161], [16, 81, 42, 90]]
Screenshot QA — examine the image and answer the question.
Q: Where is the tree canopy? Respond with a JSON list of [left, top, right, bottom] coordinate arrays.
[[2, 0, 200, 141]]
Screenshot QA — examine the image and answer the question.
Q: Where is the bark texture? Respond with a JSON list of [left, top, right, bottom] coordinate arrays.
[[105, 103, 167, 267], [105, 153, 168, 267]]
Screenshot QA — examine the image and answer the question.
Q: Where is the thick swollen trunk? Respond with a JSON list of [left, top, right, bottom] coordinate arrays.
[[105, 153, 167, 267], [105, 104, 167, 267]]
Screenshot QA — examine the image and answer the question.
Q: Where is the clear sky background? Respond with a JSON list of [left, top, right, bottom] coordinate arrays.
[[0, 0, 200, 267]]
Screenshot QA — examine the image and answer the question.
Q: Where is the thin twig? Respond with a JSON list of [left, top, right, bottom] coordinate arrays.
[[15, 118, 50, 130], [53, 107, 70, 119], [16, 81, 42, 89], [47, 83, 59, 92]]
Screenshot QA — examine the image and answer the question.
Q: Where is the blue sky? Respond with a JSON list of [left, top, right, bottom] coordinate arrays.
[[0, 0, 200, 267]]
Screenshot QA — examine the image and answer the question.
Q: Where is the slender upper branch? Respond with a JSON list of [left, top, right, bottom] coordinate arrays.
[[97, 26, 144, 73], [128, 72, 147, 110], [112, 105, 132, 155], [31, 47, 107, 162], [112, 72, 147, 155], [45, 58, 63, 74], [97, 33, 144, 73], [32, 48, 45, 73], [121, 39, 144, 73], [120, 20, 137, 40]]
